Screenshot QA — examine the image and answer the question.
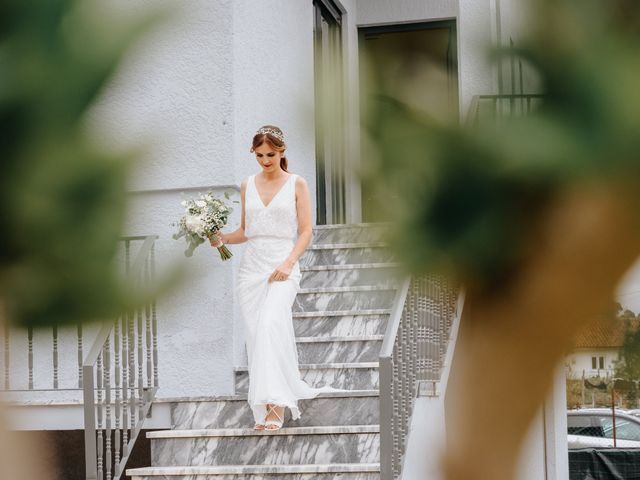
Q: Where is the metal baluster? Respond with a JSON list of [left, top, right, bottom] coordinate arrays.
[[104, 336, 112, 480], [4, 321, 10, 389], [122, 240, 131, 456], [151, 243, 159, 388], [145, 256, 152, 390], [78, 323, 83, 388], [121, 312, 129, 458], [129, 301, 136, 431], [28, 326, 33, 390], [114, 316, 122, 477], [137, 279, 144, 420], [97, 351, 104, 480], [392, 345, 400, 478], [52, 324, 59, 389]]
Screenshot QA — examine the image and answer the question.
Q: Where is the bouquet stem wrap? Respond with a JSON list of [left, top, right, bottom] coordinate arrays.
[[208, 233, 233, 260]]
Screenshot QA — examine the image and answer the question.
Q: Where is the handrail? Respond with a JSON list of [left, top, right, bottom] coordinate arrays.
[[128, 184, 241, 195], [83, 235, 159, 480], [466, 93, 544, 126], [83, 237, 156, 369], [439, 289, 466, 400], [379, 274, 459, 480], [379, 277, 411, 358]]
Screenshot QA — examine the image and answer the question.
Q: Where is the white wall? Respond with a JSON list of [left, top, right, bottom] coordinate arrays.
[[566, 348, 619, 379], [356, 0, 457, 24], [230, 0, 318, 365], [356, 0, 493, 120], [4, 0, 325, 404], [89, 0, 238, 400]]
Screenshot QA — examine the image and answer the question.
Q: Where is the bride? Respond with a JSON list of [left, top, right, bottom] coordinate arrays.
[[210, 125, 343, 431]]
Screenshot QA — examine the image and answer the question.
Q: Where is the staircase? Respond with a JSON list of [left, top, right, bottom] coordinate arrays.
[[127, 223, 400, 479]]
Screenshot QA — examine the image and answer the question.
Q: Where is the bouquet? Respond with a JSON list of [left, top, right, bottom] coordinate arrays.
[[172, 191, 234, 259]]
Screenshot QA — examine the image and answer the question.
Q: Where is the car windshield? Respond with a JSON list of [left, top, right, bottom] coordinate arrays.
[[599, 417, 640, 441]]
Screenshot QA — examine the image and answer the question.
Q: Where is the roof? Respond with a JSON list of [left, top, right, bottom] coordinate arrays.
[[573, 318, 640, 349]]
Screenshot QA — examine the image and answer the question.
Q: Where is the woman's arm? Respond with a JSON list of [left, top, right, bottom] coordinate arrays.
[[210, 179, 248, 247], [268, 176, 312, 282]]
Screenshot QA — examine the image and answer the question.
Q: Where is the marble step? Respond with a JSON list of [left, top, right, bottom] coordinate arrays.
[[167, 390, 379, 429], [293, 310, 390, 337], [127, 463, 380, 480], [295, 336, 383, 363], [300, 263, 402, 289], [147, 425, 380, 467], [234, 362, 379, 393], [311, 222, 391, 245], [293, 286, 396, 313], [300, 244, 395, 267]]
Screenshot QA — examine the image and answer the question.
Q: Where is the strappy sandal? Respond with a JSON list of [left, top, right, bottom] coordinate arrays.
[[254, 422, 265, 430], [264, 403, 284, 431]]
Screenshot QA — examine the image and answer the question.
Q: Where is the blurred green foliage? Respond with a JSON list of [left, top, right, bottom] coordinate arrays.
[[363, 0, 640, 290], [0, 0, 164, 327]]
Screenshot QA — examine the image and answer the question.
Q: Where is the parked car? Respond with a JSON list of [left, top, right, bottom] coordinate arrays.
[[568, 408, 640, 448]]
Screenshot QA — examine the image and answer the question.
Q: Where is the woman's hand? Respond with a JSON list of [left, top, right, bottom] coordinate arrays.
[[209, 232, 225, 248], [268, 261, 293, 283]]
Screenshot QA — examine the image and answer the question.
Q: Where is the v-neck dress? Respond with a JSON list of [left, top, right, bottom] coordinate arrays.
[[236, 173, 345, 424]]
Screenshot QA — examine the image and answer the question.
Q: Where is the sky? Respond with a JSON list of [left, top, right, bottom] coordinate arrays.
[[616, 258, 640, 313]]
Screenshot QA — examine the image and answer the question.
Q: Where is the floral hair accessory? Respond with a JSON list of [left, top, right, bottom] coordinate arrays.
[[256, 127, 285, 143]]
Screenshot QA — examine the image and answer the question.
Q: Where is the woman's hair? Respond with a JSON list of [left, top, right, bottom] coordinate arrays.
[[250, 125, 288, 172]]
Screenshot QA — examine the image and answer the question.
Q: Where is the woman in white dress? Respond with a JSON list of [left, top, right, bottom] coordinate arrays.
[[210, 125, 343, 431]]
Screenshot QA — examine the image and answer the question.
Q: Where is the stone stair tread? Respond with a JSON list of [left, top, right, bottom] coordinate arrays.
[[313, 222, 391, 230], [295, 335, 384, 343], [147, 424, 380, 438], [127, 463, 381, 476], [307, 241, 389, 250], [301, 262, 401, 271], [158, 390, 379, 403], [293, 309, 391, 317], [298, 285, 395, 294], [234, 362, 378, 371]]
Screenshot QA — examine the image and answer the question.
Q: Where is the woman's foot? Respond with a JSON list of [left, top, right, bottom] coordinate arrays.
[[254, 422, 265, 430], [264, 403, 284, 431]]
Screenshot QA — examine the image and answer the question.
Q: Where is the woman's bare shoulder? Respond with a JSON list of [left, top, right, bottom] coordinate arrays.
[[293, 174, 309, 188]]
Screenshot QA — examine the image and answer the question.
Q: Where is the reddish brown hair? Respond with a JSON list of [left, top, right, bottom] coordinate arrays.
[[250, 125, 288, 172]]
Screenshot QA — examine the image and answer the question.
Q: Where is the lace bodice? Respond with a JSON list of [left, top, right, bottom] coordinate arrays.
[[244, 173, 298, 240]]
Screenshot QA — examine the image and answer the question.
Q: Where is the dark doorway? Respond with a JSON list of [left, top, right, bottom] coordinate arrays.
[[313, 0, 346, 225], [359, 21, 458, 223]]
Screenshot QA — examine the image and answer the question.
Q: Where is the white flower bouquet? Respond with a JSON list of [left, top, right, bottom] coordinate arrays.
[[172, 191, 234, 259]]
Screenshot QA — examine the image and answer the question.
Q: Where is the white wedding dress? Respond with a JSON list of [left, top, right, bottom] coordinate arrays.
[[236, 172, 345, 424]]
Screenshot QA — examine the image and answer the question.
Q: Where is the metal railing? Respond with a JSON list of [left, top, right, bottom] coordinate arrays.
[[84, 235, 159, 480], [0, 236, 159, 480], [466, 93, 544, 127], [379, 274, 460, 480]]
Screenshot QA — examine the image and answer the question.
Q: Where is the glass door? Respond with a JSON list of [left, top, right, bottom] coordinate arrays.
[[313, 0, 345, 225]]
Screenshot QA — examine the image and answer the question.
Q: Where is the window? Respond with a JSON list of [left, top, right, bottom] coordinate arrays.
[[567, 415, 603, 437], [599, 417, 640, 441], [599, 356, 605, 370], [313, 0, 345, 225], [592, 357, 597, 369]]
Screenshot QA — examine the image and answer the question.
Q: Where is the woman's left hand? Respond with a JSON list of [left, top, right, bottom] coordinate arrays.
[[268, 262, 293, 283]]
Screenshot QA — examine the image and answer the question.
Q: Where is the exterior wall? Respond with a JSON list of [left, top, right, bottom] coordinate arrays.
[[617, 260, 640, 312], [355, 0, 495, 121], [230, 0, 318, 365], [6, 0, 323, 403], [91, 0, 238, 400], [4, 0, 238, 403], [491, 0, 540, 94], [566, 348, 620, 379]]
